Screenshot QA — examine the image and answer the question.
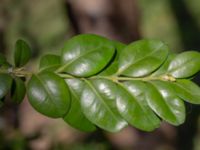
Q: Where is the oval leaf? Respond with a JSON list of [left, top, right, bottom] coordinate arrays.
[[145, 81, 185, 125], [0, 74, 12, 99], [14, 39, 31, 67], [11, 77, 26, 104], [58, 34, 115, 77], [150, 81, 185, 125], [81, 79, 127, 132], [167, 51, 200, 78], [39, 54, 61, 71], [116, 81, 160, 131], [63, 79, 96, 132], [172, 79, 200, 104], [27, 71, 70, 118], [118, 39, 169, 77]]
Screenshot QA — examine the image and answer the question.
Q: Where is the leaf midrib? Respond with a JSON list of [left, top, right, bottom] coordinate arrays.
[[40, 64, 60, 72], [174, 81, 199, 98], [16, 43, 23, 66], [58, 46, 104, 72], [84, 79, 122, 124], [35, 74, 61, 112], [117, 82, 158, 127], [117, 43, 164, 75], [148, 82, 178, 122]]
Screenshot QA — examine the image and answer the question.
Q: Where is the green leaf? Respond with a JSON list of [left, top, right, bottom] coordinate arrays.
[[63, 79, 96, 132], [11, 77, 26, 104], [116, 81, 160, 131], [4, 36, 200, 132], [81, 79, 127, 132], [172, 79, 200, 104], [117, 39, 169, 77], [39, 54, 60, 71], [0, 53, 6, 65], [27, 71, 71, 118], [59, 34, 115, 77], [151, 53, 176, 76], [167, 51, 200, 78], [0, 61, 11, 69], [0, 53, 11, 69], [0, 74, 12, 99], [14, 39, 31, 67], [145, 81, 185, 125], [100, 41, 126, 75]]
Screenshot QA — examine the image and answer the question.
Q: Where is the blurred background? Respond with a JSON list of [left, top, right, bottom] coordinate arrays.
[[0, 0, 200, 149]]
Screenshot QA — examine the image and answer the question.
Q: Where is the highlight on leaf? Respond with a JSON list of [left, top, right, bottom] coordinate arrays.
[[0, 34, 200, 133]]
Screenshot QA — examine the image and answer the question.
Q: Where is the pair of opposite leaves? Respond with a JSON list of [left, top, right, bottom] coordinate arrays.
[[27, 34, 200, 132], [0, 40, 31, 106]]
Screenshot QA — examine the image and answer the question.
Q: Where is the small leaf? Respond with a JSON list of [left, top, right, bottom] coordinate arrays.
[[27, 71, 71, 118], [11, 77, 26, 104], [63, 79, 96, 132], [81, 79, 127, 132], [59, 34, 115, 77], [0, 74, 12, 99], [14, 39, 31, 67], [118, 39, 169, 77], [172, 79, 200, 104], [167, 51, 200, 78], [145, 81, 185, 125], [39, 54, 61, 71], [116, 81, 160, 131]]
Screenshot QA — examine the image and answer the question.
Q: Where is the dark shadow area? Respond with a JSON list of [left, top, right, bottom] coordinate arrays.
[[169, 0, 200, 150], [169, 0, 200, 50]]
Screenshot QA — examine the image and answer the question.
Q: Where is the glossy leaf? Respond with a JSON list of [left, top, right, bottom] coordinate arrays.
[[168, 51, 200, 78], [116, 81, 160, 131], [59, 34, 115, 77], [151, 53, 176, 76], [145, 81, 185, 125], [27, 71, 70, 118], [0, 74, 12, 99], [150, 81, 185, 125], [14, 39, 31, 67], [172, 80, 200, 104], [11, 77, 26, 104], [118, 40, 169, 77], [1, 36, 200, 133], [39, 54, 61, 72], [63, 79, 96, 132], [81, 79, 127, 132]]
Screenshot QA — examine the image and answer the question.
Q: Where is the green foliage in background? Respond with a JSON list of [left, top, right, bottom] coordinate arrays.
[[139, 0, 182, 51], [0, 34, 200, 133]]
